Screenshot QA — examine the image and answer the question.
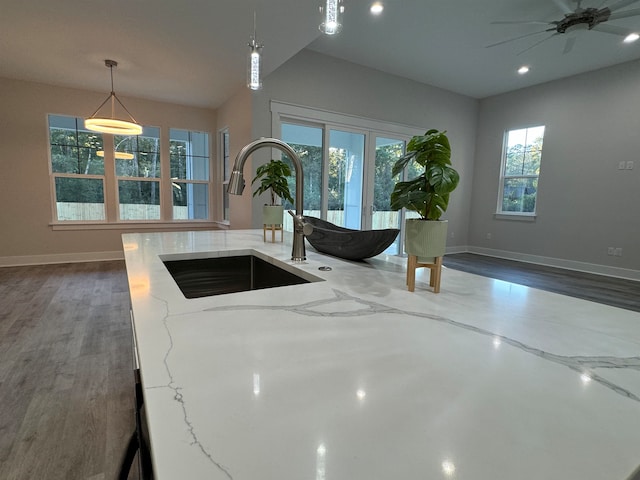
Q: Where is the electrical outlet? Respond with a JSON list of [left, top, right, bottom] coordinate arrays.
[[626, 161, 634, 170], [618, 161, 626, 170], [607, 247, 615, 255], [615, 248, 623, 257], [450, 231, 455, 239], [486, 233, 492, 239]]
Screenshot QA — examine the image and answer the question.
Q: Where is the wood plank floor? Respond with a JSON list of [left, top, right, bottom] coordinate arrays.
[[443, 253, 640, 312], [0, 261, 138, 480], [1, 256, 638, 480]]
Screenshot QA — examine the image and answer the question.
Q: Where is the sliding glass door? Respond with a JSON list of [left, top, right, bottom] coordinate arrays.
[[279, 117, 409, 255]]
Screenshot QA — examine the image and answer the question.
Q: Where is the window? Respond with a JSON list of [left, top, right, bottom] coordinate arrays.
[[48, 114, 213, 224], [220, 129, 230, 221], [170, 129, 210, 220], [498, 125, 545, 215], [49, 115, 105, 221], [115, 127, 161, 220]]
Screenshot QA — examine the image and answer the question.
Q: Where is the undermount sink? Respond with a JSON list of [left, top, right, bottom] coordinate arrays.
[[162, 252, 322, 299]]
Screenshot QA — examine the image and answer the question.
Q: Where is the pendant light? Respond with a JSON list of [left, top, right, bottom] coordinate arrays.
[[247, 13, 263, 91], [319, 0, 345, 35], [85, 60, 142, 136]]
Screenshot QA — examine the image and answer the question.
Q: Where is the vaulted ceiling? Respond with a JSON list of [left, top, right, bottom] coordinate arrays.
[[2, 0, 639, 108]]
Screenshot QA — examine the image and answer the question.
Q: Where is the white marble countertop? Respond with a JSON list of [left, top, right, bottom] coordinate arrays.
[[122, 229, 640, 480]]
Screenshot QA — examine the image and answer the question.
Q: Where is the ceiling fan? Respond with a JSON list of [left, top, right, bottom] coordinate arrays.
[[487, 0, 640, 54]]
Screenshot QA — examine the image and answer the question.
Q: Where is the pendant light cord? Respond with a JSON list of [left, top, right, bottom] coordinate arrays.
[[88, 60, 139, 124]]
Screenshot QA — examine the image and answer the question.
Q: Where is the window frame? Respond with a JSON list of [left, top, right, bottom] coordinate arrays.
[[114, 126, 162, 221], [48, 114, 216, 228], [48, 115, 107, 222], [496, 125, 545, 218], [169, 128, 211, 221], [219, 127, 231, 223]]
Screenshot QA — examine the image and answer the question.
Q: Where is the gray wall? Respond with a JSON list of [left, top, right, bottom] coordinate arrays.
[[250, 49, 479, 248], [471, 59, 640, 275]]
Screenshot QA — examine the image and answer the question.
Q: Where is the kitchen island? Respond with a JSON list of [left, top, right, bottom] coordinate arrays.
[[123, 229, 640, 480]]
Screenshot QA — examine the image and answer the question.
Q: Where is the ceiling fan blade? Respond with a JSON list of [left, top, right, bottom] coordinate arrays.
[[591, 23, 632, 35], [517, 33, 561, 55], [491, 20, 552, 25], [608, 7, 640, 18], [606, 0, 640, 12], [552, 0, 574, 14], [486, 29, 553, 48], [563, 36, 577, 54]]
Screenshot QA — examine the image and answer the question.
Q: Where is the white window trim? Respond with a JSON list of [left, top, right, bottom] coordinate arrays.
[[495, 125, 544, 218], [48, 115, 215, 226], [218, 127, 231, 224]]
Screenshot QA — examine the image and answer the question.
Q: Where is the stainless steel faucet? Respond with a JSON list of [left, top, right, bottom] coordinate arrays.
[[227, 138, 309, 262]]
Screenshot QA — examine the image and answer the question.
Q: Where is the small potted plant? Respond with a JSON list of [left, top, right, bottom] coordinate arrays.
[[390, 130, 459, 291], [252, 159, 294, 240]]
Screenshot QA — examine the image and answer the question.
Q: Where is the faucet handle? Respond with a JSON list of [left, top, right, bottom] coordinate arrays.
[[302, 222, 314, 236], [288, 210, 313, 236]]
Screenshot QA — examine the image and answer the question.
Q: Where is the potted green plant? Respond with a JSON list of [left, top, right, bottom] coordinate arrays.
[[252, 159, 294, 240], [390, 129, 459, 292]]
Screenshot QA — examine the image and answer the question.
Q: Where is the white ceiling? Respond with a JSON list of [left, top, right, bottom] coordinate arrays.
[[2, 0, 640, 108]]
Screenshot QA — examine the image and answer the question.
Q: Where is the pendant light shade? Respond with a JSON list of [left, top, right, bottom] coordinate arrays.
[[319, 0, 345, 35], [247, 13, 263, 91], [247, 38, 263, 90], [85, 60, 142, 136]]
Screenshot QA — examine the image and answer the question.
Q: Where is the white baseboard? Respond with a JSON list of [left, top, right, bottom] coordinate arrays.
[[456, 246, 640, 282], [0, 251, 124, 267]]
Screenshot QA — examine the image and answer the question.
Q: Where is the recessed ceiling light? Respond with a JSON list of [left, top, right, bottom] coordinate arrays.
[[624, 32, 639, 43], [517, 66, 530, 75], [370, 2, 384, 15]]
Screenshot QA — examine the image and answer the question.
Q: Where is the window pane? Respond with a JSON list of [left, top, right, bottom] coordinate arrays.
[[222, 131, 230, 181], [169, 129, 210, 180], [51, 146, 104, 174], [49, 115, 104, 175], [281, 123, 323, 214], [501, 177, 537, 213], [172, 182, 209, 220], [505, 126, 544, 176], [115, 126, 161, 178], [118, 180, 161, 220], [221, 130, 230, 221], [374, 137, 405, 255], [328, 129, 365, 229], [54, 177, 105, 221]]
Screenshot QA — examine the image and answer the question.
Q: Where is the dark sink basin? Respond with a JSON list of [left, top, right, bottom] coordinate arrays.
[[162, 254, 319, 299]]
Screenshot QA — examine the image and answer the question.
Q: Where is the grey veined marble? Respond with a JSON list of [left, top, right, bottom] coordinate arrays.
[[124, 229, 640, 480]]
